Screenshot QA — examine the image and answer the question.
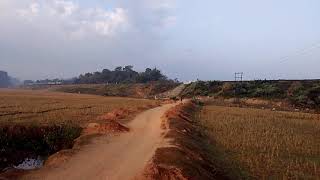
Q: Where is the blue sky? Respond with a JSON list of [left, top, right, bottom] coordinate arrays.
[[0, 0, 319, 81]]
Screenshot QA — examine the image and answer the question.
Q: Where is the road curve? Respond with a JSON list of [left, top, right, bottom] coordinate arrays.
[[22, 103, 177, 180]]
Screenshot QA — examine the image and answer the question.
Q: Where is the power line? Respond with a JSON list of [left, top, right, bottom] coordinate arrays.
[[279, 41, 320, 64]]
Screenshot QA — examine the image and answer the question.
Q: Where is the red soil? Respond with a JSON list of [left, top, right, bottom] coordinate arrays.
[[139, 101, 231, 180]]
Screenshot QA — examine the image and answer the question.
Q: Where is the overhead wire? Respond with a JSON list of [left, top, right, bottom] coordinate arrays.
[[278, 40, 320, 64]]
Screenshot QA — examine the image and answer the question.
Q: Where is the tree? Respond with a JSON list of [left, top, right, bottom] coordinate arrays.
[[114, 66, 123, 71], [74, 66, 169, 84], [123, 65, 133, 72], [136, 68, 167, 83]]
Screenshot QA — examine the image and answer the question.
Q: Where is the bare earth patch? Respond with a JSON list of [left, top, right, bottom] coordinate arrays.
[[139, 101, 232, 180], [17, 103, 176, 180]]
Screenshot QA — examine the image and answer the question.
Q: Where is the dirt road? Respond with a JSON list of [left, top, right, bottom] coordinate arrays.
[[22, 103, 177, 180]]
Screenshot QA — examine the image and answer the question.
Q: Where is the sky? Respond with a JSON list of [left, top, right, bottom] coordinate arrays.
[[0, 0, 320, 81]]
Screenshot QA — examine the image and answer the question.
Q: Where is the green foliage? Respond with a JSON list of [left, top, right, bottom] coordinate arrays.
[[75, 66, 168, 84], [180, 80, 320, 108], [290, 84, 320, 108], [247, 83, 284, 98], [308, 85, 320, 106], [182, 81, 223, 97], [0, 124, 82, 169], [44, 125, 82, 153]]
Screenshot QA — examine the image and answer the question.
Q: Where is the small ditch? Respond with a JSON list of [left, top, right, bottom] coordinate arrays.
[[13, 156, 44, 170], [0, 124, 82, 172]]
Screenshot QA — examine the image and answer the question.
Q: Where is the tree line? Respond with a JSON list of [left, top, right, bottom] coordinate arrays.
[[74, 66, 169, 84], [24, 66, 173, 85]]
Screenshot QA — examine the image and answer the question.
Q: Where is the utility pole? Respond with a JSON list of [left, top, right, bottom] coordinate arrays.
[[234, 72, 244, 103], [234, 72, 243, 82]]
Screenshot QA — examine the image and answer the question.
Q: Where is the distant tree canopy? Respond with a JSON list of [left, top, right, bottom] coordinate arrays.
[[0, 71, 11, 88], [75, 66, 168, 84]]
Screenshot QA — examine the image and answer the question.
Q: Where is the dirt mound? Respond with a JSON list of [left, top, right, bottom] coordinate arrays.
[[97, 108, 134, 121], [84, 121, 129, 135], [44, 150, 75, 168], [43, 110, 131, 170], [52, 82, 179, 98], [87, 108, 136, 134], [139, 101, 231, 180], [96, 104, 162, 122], [23, 121, 129, 178]]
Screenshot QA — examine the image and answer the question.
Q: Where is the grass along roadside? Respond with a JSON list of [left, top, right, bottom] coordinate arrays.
[[197, 105, 320, 179]]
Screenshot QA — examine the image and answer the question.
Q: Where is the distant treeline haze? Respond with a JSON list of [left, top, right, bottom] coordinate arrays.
[[24, 66, 174, 85], [76, 66, 169, 84]]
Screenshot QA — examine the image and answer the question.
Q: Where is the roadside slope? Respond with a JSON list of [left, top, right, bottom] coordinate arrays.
[[21, 103, 177, 180], [139, 101, 234, 180], [157, 84, 186, 99]]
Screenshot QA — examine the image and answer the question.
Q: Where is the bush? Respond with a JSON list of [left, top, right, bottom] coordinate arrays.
[[250, 84, 283, 98], [289, 84, 320, 108], [44, 125, 82, 153], [0, 124, 82, 170]]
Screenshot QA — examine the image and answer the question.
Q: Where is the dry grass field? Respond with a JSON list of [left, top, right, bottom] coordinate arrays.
[[0, 89, 158, 126], [0, 89, 159, 171], [197, 105, 320, 179]]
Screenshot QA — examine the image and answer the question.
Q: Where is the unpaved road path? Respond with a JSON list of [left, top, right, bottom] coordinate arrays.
[[22, 103, 176, 180]]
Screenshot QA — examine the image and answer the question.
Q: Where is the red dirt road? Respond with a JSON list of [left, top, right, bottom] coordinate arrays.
[[21, 103, 177, 180]]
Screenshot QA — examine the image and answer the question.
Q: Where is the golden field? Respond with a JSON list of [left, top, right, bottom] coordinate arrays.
[[197, 105, 320, 179], [0, 89, 158, 126]]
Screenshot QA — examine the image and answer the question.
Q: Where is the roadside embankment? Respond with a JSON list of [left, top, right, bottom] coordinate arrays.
[[139, 101, 233, 180]]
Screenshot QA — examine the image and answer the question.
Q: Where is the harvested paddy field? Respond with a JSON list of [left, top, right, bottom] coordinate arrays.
[[0, 89, 159, 173], [198, 105, 320, 179], [0, 89, 158, 125]]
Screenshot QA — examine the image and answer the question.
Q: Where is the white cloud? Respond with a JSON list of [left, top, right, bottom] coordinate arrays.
[[0, 0, 179, 80], [162, 16, 177, 27], [136, 0, 177, 29], [13, 1, 129, 38], [94, 8, 129, 36], [146, 0, 176, 10], [16, 2, 40, 20], [50, 0, 78, 17], [30, 3, 39, 14]]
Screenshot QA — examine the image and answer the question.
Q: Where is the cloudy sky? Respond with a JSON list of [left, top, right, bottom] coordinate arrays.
[[0, 0, 320, 81]]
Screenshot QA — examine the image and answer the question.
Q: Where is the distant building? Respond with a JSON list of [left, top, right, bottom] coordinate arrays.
[[23, 80, 63, 86], [0, 71, 10, 88]]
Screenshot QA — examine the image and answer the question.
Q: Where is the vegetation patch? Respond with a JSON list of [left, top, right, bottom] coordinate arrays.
[[181, 80, 320, 109], [0, 124, 82, 171], [52, 82, 178, 98]]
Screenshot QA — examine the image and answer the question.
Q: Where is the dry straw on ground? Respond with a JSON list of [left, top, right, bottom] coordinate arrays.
[[0, 89, 158, 126], [198, 105, 320, 179]]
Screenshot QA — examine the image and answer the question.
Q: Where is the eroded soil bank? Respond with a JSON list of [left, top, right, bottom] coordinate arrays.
[[139, 101, 235, 180], [0, 104, 156, 179], [18, 103, 175, 180]]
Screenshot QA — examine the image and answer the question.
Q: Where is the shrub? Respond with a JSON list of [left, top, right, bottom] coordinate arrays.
[[0, 124, 82, 170]]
